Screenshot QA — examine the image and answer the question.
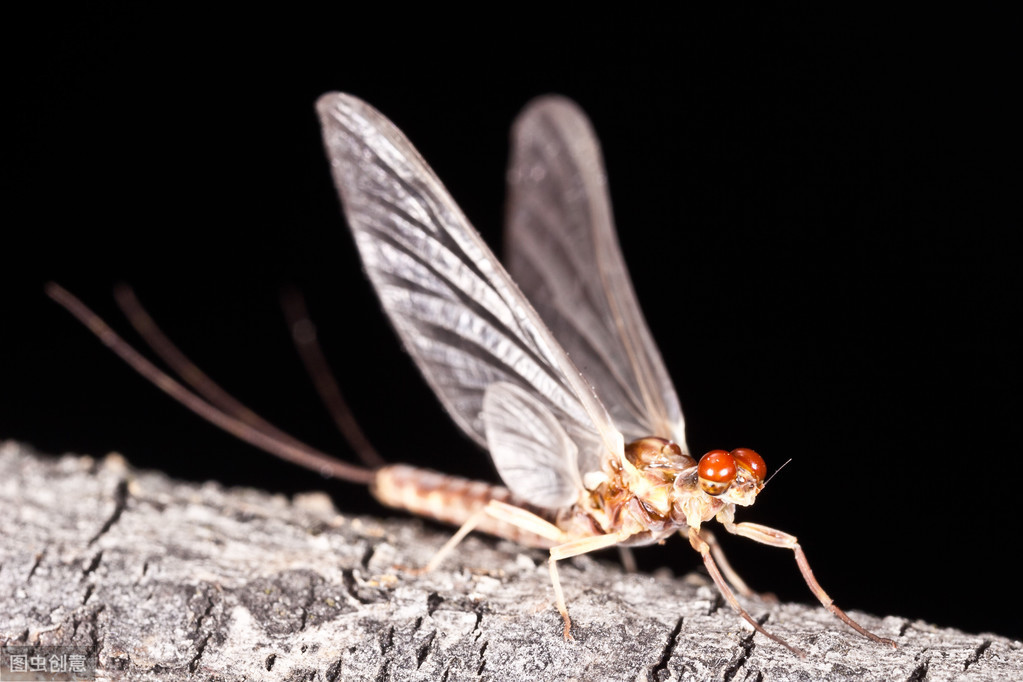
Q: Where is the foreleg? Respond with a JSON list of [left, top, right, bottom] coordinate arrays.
[[698, 528, 762, 599], [688, 528, 807, 657], [722, 521, 896, 647]]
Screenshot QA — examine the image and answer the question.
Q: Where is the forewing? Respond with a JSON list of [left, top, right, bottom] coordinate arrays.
[[317, 93, 624, 496], [505, 97, 688, 452]]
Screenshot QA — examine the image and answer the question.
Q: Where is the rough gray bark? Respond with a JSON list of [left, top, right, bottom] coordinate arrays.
[[1, 441, 1018, 681]]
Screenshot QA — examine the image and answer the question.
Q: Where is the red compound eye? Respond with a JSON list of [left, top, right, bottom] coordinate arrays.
[[698, 450, 736, 495], [731, 448, 766, 483]]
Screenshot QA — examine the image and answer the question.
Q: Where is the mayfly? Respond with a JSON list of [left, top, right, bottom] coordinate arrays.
[[48, 93, 897, 657]]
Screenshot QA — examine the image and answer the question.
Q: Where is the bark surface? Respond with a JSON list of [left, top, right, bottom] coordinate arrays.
[[2, 441, 1018, 681]]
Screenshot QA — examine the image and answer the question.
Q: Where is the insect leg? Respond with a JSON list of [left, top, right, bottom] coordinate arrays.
[[697, 529, 764, 599], [417, 499, 567, 574], [548, 531, 631, 640], [411, 507, 486, 575], [415, 499, 615, 640], [617, 546, 638, 573], [722, 521, 897, 648], [688, 527, 807, 658]]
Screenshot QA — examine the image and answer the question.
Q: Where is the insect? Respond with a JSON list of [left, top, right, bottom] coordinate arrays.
[[48, 93, 897, 657]]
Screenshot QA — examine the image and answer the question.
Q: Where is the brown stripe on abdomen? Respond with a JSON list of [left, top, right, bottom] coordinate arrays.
[[371, 464, 558, 549]]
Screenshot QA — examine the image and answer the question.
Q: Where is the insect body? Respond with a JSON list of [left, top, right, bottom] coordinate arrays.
[[48, 93, 897, 657]]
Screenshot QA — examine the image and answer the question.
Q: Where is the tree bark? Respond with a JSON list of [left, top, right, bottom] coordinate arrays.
[[1, 441, 1018, 681]]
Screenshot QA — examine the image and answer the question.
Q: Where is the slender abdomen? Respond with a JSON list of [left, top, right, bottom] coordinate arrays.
[[371, 464, 558, 549]]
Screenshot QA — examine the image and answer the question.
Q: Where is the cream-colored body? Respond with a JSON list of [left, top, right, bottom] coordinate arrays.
[[371, 436, 893, 657], [371, 439, 719, 553], [371, 439, 741, 638]]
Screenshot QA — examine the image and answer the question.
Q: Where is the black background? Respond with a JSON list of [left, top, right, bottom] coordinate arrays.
[[6, 9, 1018, 641]]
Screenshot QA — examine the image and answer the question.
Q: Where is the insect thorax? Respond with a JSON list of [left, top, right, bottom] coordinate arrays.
[[578, 437, 728, 543]]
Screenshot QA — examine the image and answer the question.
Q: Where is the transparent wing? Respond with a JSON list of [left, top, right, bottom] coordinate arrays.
[[317, 93, 624, 503], [505, 97, 688, 452], [482, 382, 582, 508]]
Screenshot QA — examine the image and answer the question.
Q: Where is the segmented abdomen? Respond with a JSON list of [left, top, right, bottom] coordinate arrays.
[[371, 464, 559, 549]]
